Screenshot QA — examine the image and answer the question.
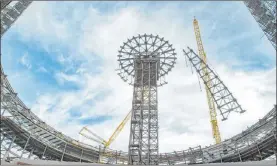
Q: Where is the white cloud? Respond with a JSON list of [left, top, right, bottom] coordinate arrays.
[[37, 66, 48, 73], [54, 72, 81, 86], [7, 1, 276, 154], [19, 52, 32, 69]]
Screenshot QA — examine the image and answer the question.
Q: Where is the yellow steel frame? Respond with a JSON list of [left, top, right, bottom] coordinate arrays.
[[193, 17, 221, 144]]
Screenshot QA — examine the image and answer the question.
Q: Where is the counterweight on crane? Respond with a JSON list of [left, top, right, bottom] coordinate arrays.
[[193, 17, 221, 144]]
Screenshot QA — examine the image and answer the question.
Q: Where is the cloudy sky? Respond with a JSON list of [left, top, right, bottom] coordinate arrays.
[[2, 1, 276, 153]]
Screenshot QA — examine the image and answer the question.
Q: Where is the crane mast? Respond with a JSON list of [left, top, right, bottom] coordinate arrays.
[[193, 17, 221, 144]]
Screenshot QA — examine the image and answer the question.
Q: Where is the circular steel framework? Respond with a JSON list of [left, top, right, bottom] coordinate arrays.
[[117, 34, 177, 86]]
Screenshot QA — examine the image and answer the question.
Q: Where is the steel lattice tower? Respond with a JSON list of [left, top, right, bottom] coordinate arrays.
[[244, 0, 276, 49], [116, 34, 176, 165]]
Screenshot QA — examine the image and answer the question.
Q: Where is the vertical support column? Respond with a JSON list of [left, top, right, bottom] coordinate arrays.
[[28, 149, 34, 159], [256, 144, 263, 160], [199, 145, 204, 163], [182, 150, 186, 164], [235, 142, 242, 162], [3, 136, 16, 160], [128, 59, 159, 165], [1, 109, 5, 116], [20, 134, 31, 158], [273, 144, 277, 163], [0, 134, 5, 146], [42, 145, 47, 159], [115, 150, 118, 164], [61, 143, 67, 161], [80, 149, 83, 162], [147, 63, 151, 164], [98, 145, 101, 163]]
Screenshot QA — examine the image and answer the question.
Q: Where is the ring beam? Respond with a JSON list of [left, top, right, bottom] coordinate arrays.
[[1, 65, 276, 165]]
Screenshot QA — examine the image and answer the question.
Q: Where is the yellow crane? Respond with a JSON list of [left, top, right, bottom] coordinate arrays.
[[105, 110, 132, 147], [79, 110, 132, 162], [193, 17, 221, 144]]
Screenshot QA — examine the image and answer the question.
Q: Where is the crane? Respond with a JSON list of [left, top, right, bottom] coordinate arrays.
[[79, 126, 107, 146], [79, 110, 132, 163], [193, 17, 221, 144], [105, 110, 132, 148], [79, 110, 132, 148]]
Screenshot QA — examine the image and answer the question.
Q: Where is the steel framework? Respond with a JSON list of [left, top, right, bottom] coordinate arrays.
[[183, 47, 246, 121], [1, 0, 32, 36], [0, 1, 276, 165], [0, 54, 276, 164], [244, 0, 276, 49], [116, 34, 177, 165]]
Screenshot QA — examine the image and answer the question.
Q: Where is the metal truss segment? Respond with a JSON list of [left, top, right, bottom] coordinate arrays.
[[183, 47, 246, 120]]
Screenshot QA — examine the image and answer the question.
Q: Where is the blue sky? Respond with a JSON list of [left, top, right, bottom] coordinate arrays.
[[1, 1, 276, 151]]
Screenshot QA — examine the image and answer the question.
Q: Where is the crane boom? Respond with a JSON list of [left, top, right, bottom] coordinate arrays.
[[193, 17, 221, 144], [79, 110, 132, 148], [80, 126, 107, 144], [105, 110, 132, 147], [79, 130, 106, 145], [79, 110, 132, 164]]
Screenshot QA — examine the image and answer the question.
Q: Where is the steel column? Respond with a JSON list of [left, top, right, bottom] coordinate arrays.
[[182, 150, 186, 164], [128, 59, 159, 165], [1, 109, 5, 116], [42, 145, 47, 159], [28, 149, 34, 159], [3, 136, 16, 160], [115, 150, 118, 164], [0, 135, 5, 146], [235, 142, 242, 162], [61, 143, 67, 161], [80, 149, 83, 162], [20, 134, 31, 158], [256, 144, 263, 160]]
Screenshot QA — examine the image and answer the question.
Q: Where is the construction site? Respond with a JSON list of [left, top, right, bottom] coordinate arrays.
[[0, 1, 276, 166]]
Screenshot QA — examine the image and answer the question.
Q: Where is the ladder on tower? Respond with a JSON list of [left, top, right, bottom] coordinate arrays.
[[193, 17, 221, 144]]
